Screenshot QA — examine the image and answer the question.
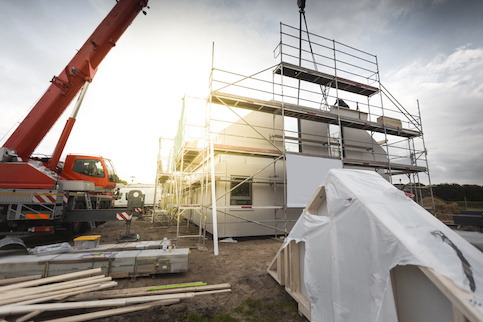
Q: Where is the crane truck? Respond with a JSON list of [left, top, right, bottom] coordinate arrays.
[[0, 0, 149, 236]]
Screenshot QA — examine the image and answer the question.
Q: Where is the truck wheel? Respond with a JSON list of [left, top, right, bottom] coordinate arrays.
[[70, 221, 84, 235], [70, 201, 88, 236]]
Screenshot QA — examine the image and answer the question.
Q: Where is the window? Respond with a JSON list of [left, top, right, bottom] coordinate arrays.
[[329, 124, 342, 158], [73, 159, 105, 178], [284, 116, 301, 153], [103, 159, 118, 182], [230, 176, 252, 206]]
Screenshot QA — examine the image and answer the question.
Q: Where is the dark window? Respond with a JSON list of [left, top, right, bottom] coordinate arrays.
[[230, 176, 252, 206], [73, 159, 105, 178], [103, 159, 118, 182]]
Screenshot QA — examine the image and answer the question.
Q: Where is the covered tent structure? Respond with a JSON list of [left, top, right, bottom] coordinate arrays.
[[268, 169, 483, 321]]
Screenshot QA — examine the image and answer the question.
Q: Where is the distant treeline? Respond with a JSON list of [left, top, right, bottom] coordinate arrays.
[[432, 183, 483, 202]]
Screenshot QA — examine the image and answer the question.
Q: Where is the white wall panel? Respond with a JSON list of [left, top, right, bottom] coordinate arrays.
[[286, 154, 342, 208]]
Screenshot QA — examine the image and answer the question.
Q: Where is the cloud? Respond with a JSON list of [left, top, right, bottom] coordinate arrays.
[[384, 45, 483, 184], [2, 0, 482, 184]]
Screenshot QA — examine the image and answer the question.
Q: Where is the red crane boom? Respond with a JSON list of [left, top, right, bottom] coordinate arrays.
[[3, 0, 148, 161], [0, 0, 149, 236]]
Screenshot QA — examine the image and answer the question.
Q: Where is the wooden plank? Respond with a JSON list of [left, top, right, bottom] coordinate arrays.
[[0, 274, 42, 286], [14, 281, 118, 306], [0, 275, 108, 300], [3, 283, 117, 322], [0, 278, 114, 306], [17, 309, 45, 322], [453, 304, 470, 322], [291, 291, 311, 321], [69, 283, 231, 301], [147, 282, 206, 290], [267, 246, 283, 284], [42, 299, 180, 322], [291, 241, 301, 294], [268, 241, 311, 321], [306, 186, 326, 215], [283, 243, 290, 291], [193, 289, 232, 296], [4, 283, 108, 306], [279, 246, 285, 285], [0, 281, 105, 305], [289, 241, 311, 321], [0, 292, 195, 315], [16, 297, 71, 322], [0, 268, 102, 293]]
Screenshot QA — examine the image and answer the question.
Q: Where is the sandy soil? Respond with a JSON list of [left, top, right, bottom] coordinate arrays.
[[16, 205, 464, 321], [23, 217, 307, 321]]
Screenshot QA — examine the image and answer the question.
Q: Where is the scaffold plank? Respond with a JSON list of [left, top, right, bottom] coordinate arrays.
[[214, 143, 281, 157], [211, 92, 421, 138], [274, 62, 379, 97], [343, 158, 427, 173]]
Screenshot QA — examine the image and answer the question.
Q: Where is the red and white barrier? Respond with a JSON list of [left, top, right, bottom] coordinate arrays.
[[32, 194, 56, 204], [116, 212, 132, 221]]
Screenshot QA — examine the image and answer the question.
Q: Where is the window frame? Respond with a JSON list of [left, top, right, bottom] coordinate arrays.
[[229, 176, 253, 206], [72, 159, 105, 178]]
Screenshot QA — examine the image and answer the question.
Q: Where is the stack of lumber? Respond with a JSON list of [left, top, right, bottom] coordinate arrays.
[[0, 268, 231, 321], [69, 240, 175, 252], [70, 281, 232, 301], [0, 247, 189, 279]]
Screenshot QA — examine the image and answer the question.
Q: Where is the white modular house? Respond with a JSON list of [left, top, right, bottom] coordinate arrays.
[[156, 23, 432, 238]]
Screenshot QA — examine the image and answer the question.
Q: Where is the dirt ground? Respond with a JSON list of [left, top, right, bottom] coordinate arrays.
[[23, 217, 307, 321], [16, 202, 468, 321]]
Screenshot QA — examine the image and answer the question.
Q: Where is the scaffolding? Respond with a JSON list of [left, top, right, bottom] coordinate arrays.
[[155, 22, 435, 242], [152, 137, 174, 226]]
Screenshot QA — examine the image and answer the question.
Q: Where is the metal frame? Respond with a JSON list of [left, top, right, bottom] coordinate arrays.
[[154, 22, 435, 246]]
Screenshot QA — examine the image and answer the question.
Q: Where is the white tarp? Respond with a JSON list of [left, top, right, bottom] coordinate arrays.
[[286, 154, 342, 208], [285, 169, 483, 322]]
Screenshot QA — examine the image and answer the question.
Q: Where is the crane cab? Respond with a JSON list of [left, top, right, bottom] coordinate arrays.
[[61, 155, 118, 190]]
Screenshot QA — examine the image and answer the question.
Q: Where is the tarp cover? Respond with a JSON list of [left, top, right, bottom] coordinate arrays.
[[285, 169, 483, 321]]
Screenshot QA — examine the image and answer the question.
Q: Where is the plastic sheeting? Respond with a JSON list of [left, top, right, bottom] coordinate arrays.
[[285, 169, 483, 322]]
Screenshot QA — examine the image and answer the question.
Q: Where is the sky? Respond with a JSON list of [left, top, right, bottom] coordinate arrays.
[[0, 0, 482, 185]]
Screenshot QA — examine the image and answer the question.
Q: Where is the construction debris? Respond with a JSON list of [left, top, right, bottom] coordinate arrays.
[[41, 300, 180, 322], [0, 267, 231, 321], [69, 282, 232, 301]]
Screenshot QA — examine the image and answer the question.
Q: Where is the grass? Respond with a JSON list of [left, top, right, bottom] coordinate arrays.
[[181, 298, 299, 322], [184, 311, 238, 322], [456, 201, 483, 210]]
